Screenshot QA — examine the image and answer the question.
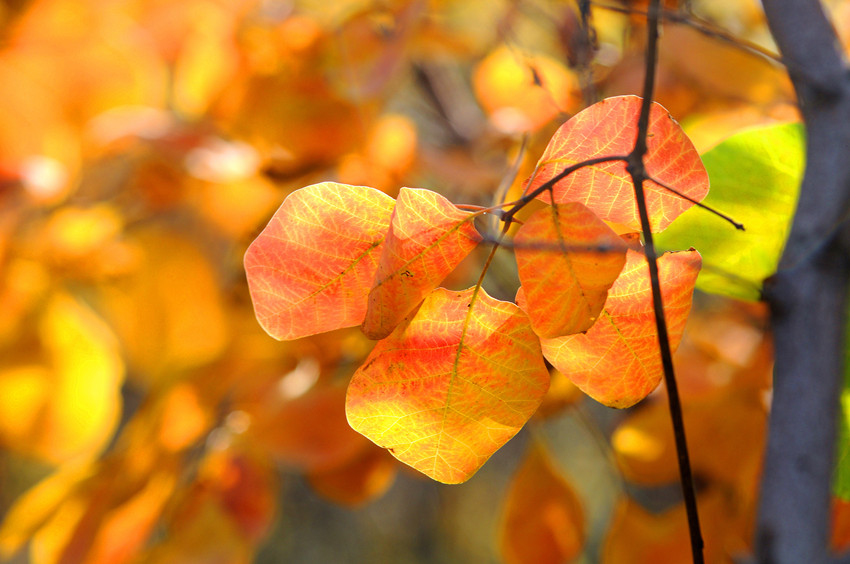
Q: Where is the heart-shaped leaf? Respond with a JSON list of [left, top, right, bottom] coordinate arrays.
[[244, 182, 395, 341], [540, 249, 701, 408], [346, 286, 549, 484], [525, 96, 709, 232]]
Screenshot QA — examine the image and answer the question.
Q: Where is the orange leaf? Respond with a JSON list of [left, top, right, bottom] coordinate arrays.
[[601, 494, 729, 564], [499, 441, 585, 564], [346, 286, 550, 484], [362, 187, 482, 340], [307, 446, 397, 508], [541, 249, 701, 408], [515, 203, 627, 338], [525, 96, 709, 232], [244, 182, 395, 341], [251, 384, 369, 473]]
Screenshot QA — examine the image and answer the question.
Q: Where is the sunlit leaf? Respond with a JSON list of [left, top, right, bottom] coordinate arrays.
[[362, 187, 482, 340], [655, 122, 804, 301], [0, 291, 124, 463], [347, 286, 550, 484], [473, 45, 579, 133], [525, 96, 709, 232], [499, 441, 585, 564], [244, 182, 395, 341], [515, 203, 627, 338], [540, 250, 701, 408]]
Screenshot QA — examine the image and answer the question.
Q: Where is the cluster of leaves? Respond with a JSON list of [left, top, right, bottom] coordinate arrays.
[[0, 0, 847, 562], [245, 95, 708, 485]]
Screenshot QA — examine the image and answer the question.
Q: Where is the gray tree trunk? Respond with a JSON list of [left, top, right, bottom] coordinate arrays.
[[757, 1, 850, 562]]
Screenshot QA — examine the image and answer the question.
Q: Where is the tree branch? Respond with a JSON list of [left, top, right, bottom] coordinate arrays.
[[757, 1, 850, 562], [627, 1, 704, 562]]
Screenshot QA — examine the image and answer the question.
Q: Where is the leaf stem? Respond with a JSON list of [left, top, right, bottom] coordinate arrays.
[[648, 175, 745, 230], [627, 2, 705, 562], [501, 154, 628, 224]]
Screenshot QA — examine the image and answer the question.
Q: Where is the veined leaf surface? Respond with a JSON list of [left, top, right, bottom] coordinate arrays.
[[515, 203, 627, 338], [655, 122, 804, 301], [541, 249, 701, 408], [361, 187, 482, 340], [244, 182, 395, 341], [346, 286, 549, 484], [525, 96, 709, 232]]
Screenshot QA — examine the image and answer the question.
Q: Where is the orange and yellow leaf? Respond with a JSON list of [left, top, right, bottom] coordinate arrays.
[[515, 203, 627, 338], [244, 182, 395, 341], [362, 187, 482, 340], [541, 249, 701, 408], [525, 96, 709, 232], [499, 441, 585, 564], [346, 286, 549, 484]]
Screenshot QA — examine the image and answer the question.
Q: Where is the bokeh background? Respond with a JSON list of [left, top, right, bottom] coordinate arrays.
[[0, 0, 844, 562]]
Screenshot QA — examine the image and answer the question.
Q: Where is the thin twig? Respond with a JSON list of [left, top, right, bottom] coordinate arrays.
[[625, 1, 705, 562], [648, 175, 745, 230], [592, 2, 783, 65], [502, 154, 628, 224]]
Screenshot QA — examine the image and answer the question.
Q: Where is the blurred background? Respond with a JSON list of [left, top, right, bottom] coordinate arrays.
[[0, 0, 838, 562]]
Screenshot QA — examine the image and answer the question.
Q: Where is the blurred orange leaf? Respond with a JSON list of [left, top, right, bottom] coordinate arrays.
[[525, 96, 709, 232], [245, 182, 395, 341], [251, 384, 370, 473], [473, 45, 579, 133], [347, 286, 549, 483], [540, 249, 701, 408], [307, 445, 398, 508], [499, 441, 585, 564], [602, 495, 728, 564], [515, 203, 627, 338], [362, 187, 482, 340], [96, 229, 229, 380]]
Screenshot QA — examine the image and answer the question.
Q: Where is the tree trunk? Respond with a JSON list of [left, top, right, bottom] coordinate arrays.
[[757, 1, 850, 562]]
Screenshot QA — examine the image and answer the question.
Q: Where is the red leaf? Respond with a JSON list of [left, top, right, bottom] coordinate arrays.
[[525, 96, 708, 232], [346, 286, 549, 484], [540, 249, 701, 408], [514, 203, 627, 338], [361, 187, 482, 340], [244, 182, 395, 341]]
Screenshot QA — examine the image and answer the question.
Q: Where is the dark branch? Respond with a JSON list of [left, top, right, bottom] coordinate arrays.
[[627, 1, 705, 562], [756, 1, 850, 563]]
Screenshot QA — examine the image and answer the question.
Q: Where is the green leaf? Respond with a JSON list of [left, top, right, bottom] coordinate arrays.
[[834, 310, 850, 500], [655, 122, 804, 301]]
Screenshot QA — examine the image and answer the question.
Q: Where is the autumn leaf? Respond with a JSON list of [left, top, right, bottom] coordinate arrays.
[[514, 203, 627, 338], [540, 249, 701, 408], [250, 384, 370, 473], [655, 122, 804, 301], [346, 286, 550, 484], [525, 96, 709, 232], [306, 446, 397, 508], [362, 187, 482, 340], [244, 182, 395, 341], [0, 291, 124, 464], [472, 45, 580, 133], [499, 441, 585, 564], [601, 494, 730, 564]]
